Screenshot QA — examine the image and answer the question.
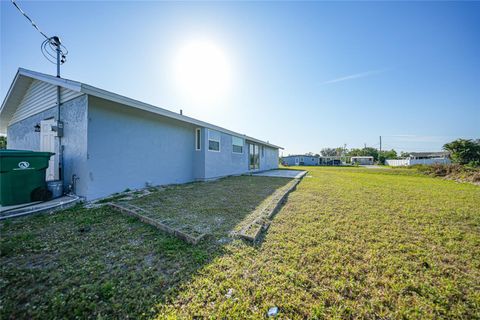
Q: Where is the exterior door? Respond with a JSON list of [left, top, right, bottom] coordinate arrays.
[[248, 143, 260, 170], [40, 119, 58, 181]]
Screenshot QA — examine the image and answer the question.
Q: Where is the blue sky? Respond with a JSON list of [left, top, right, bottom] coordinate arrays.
[[1, 1, 479, 155]]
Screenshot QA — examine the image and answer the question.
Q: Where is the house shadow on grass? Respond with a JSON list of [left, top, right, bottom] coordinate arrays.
[[0, 175, 292, 319]]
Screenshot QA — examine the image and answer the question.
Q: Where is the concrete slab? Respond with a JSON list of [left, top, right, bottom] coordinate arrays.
[[252, 169, 307, 179], [0, 195, 81, 220]]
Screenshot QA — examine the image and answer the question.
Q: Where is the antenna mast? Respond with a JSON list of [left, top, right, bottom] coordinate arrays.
[[11, 0, 68, 182], [54, 36, 61, 77]]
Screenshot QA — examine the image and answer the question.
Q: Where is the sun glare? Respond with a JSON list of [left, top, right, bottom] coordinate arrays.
[[173, 39, 232, 104]]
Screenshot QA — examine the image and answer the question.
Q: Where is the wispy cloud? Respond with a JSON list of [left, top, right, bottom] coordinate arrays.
[[321, 68, 389, 85]]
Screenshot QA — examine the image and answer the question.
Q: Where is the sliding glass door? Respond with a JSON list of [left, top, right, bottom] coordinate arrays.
[[249, 143, 260, 170]]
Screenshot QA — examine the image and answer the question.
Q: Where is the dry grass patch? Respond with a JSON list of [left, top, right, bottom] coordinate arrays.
[[123, 175, 292, 239]]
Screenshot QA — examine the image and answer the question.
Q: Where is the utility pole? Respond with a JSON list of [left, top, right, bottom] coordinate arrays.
[[52, 36, 64, 181], [54, 36, 61, 77], [364, 143, 367, 149], [379, 136, 382, 153], [11, 0, 68, 185]]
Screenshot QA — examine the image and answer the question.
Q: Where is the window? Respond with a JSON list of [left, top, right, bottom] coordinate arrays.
[[232, 136, 243, 153], [195, 128, 201, 150], [261, 146, 264, 157], [208, 129, 220, 152], [300, 157, 304, 162]]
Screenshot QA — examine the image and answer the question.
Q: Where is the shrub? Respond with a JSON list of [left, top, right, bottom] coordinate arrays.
[[471, 172, 480, 182], [467, 160, 480, 168], [443, 139, 480, 164], [409, 163, 480, 183]]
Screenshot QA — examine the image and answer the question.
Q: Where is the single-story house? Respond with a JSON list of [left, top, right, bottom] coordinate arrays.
[[350, 156, 374, 165], [407, 152, 450, 160], [282, 155, 318, 166], [319, 156, 343, 166], [0, 68, 282, 200], [385, 151, 451, 166]]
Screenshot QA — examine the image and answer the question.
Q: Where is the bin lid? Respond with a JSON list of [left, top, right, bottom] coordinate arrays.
[[0, 149, 55, 157]]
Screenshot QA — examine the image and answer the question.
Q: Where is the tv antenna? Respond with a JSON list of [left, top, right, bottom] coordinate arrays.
[[11, 0, 68, 77]]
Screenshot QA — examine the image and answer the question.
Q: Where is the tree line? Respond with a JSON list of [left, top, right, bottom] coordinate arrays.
[[319, 138, 480, 166], [319, 147, 397, 164]]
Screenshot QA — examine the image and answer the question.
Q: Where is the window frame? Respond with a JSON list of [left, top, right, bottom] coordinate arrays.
[[232, 136, 244, 154], [195, 128, 201, 151], [249, 143, 260, 170], [208, 129, 221, 152]]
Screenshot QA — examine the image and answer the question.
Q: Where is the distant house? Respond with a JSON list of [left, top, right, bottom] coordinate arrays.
[[282, 155, 345, 166], [0, 68, 282, 200], [319, 156, 342, 166], [351, 156, 374, 165], [407, 152, 450, 160], [282, 155, 318, 166], [386, 152, 450, 166]]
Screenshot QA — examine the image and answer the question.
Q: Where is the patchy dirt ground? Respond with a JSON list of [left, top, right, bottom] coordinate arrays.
[[122, 176, 292, 239]]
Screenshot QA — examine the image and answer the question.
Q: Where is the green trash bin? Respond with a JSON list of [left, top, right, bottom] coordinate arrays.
[[0, 150, 55, 206]]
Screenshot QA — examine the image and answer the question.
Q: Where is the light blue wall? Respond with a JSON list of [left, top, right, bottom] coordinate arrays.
[[282, 155, 318, 166], [86, 96, 197, 200], [7, 95, 89, 197], [202, 134, 279, 179], [204, 130, 248, 179], [193, 127, 206, 180], [59, 95, 89, 197], [282, 156, 298, 166], [7, 107, 55, 152], [304, 156, 319, 166], [86, 99, 280, 199], [259, 145, 279, 170], [7, 91, 280, 201]]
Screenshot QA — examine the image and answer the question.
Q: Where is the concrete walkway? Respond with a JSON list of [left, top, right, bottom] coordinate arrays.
[[0, 195, 81, 220], [252, 169, 307, 179]]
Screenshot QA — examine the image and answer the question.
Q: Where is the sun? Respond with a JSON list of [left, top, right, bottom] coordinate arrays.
[[173, 39, 232, 104]]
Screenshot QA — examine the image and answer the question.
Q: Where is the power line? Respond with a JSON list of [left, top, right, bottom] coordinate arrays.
[[41, 38, 68, 65], [11, 0, 50, 40], [11, 0, 68, 69]]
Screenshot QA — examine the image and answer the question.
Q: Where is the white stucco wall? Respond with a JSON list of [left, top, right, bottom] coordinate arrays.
[[386, 158, 452, 166]]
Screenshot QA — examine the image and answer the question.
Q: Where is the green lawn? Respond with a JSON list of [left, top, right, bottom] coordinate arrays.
[[1, 167, 479, 319]]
